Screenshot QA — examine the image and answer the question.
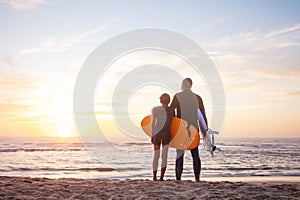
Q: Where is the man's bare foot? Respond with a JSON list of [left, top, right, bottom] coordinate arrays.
[[159, 178, 164, 181], [195, 178, 200, 182], [153, 177, 158, 181]]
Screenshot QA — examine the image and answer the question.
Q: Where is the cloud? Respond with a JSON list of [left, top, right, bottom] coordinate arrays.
[[265, 24, 300, 39], [20, 17, 118, 54], [20, 26, 109, 54], [227, 102, 283, 111], [209, 23, 300, 53], [218, 68, 300, 96], [243, 69, 300, 79], [204, 17, 225, 28], [207, 23, 300, 77], [2, 55, 15, 66], [282, 91, 300, 97], [0, 0, 45, 10], [0, 73, 39, 95], [0, 72, 76, 125], [277, 42, 300, 48], [272, 91, 300, 99], [0, 73, 39, 123]]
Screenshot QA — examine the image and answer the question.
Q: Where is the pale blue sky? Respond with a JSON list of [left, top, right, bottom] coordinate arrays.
[[0, 0, 299, 137], [1, 0, 300, 54]]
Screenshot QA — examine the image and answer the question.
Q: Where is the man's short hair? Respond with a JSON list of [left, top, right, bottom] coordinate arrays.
[[182, 78, 193, 88], [160, 93, 170, 104]]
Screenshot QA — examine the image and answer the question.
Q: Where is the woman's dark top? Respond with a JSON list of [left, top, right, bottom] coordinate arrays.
[[151, 106, 174, 145]]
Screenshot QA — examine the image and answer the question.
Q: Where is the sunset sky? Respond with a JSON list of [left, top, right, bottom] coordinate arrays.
[[0, 0, 299, 138]]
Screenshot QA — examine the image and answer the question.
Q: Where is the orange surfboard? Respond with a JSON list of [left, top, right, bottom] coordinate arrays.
[[141, 115, 200, 150]]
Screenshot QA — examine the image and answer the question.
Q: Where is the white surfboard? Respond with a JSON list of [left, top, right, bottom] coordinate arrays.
[[197, 108, 220, 156]]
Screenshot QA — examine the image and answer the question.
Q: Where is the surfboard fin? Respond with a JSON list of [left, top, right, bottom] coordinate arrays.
[[203, 129, 220, 156]]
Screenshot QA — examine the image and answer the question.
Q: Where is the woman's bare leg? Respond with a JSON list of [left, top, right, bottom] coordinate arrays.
[[153, 144, 160, 181], [160, 144, 169, 181]]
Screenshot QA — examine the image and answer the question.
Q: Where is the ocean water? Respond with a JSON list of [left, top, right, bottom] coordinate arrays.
[[0, 137, 299, 180]]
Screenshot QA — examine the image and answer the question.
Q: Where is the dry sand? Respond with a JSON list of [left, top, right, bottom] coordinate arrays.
[[0, 176, 299, 199]]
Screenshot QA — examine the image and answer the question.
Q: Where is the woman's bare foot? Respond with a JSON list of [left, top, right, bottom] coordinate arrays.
[[153, 170, 158, 181]]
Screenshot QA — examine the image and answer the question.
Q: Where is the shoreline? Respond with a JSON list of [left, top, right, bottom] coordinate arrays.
[[2, 175, 299, 183], [1, 176, 299, 199], [203, 176, 300, 183]]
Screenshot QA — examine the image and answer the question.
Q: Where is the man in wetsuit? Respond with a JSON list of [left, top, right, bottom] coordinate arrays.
[[170, 78, 208, 182]]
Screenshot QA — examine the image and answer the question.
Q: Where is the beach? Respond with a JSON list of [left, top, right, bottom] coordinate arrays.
[[1, 176, 299, 200], [1, 137, 299, 199]]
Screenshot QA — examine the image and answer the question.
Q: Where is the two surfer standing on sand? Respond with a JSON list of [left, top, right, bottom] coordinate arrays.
[[151, 78, 208, 182]]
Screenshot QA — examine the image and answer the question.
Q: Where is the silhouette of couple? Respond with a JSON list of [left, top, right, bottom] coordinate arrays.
[[151, 78, 207, 182]]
